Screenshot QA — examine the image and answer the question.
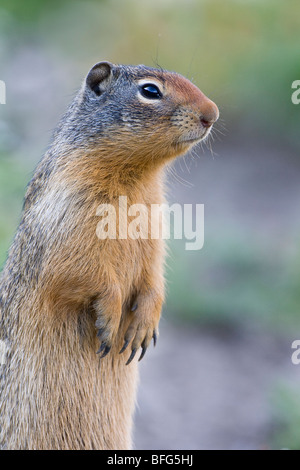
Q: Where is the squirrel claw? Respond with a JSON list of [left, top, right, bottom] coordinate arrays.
[[96, 342, 111, 358], [96, 326, 114, 357], [96, 342, 106, 354], [100, 345, 111, 358], [153, 330, 158, 347], [126, 348, 137, 366], [138, 346, 147, 362], [119, 339, 130, 355]]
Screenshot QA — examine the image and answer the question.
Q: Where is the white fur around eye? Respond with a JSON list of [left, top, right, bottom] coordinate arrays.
[[137, 79, 163, 104]]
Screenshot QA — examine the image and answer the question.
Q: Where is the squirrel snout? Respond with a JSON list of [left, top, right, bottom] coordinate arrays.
[[199, 100, 219, 128]]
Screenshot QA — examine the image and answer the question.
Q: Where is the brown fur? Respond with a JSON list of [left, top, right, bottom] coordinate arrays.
[[0, 62, 218, 449]]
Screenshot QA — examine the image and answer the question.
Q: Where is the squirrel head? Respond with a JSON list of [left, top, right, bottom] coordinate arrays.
[[68, 61, 219, 165]]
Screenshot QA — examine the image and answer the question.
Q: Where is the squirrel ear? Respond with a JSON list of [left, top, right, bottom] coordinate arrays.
[[86, 61, 114, 96]]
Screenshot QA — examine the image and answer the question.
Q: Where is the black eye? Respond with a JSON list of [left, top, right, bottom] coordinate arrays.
[[140, 84, 162, 99]]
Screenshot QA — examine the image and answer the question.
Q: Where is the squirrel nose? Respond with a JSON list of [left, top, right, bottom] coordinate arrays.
[[200, 100, 219, 128]]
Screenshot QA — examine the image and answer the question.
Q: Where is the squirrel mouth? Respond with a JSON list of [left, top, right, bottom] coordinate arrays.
[[177, 127, 211, 145]]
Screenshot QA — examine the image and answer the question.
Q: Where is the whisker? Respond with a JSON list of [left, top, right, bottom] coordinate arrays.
[[166, 163, 194, 188]]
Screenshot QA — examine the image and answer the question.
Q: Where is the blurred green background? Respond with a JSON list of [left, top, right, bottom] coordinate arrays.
[[0, 0, 300, 450]]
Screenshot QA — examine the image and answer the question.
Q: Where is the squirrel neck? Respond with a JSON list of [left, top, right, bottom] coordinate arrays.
[[54, 145, 168, 201]]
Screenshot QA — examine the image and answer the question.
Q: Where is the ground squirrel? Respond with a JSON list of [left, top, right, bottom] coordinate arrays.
[[0, 61, 218, 450]]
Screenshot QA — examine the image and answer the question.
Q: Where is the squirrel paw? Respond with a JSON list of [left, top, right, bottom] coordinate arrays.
[[94, 290, 162, 363], [119, 295, 162, 365]]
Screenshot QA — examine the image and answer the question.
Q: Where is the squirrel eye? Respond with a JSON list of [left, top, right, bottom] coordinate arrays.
[[140, 84, 162, 100]]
